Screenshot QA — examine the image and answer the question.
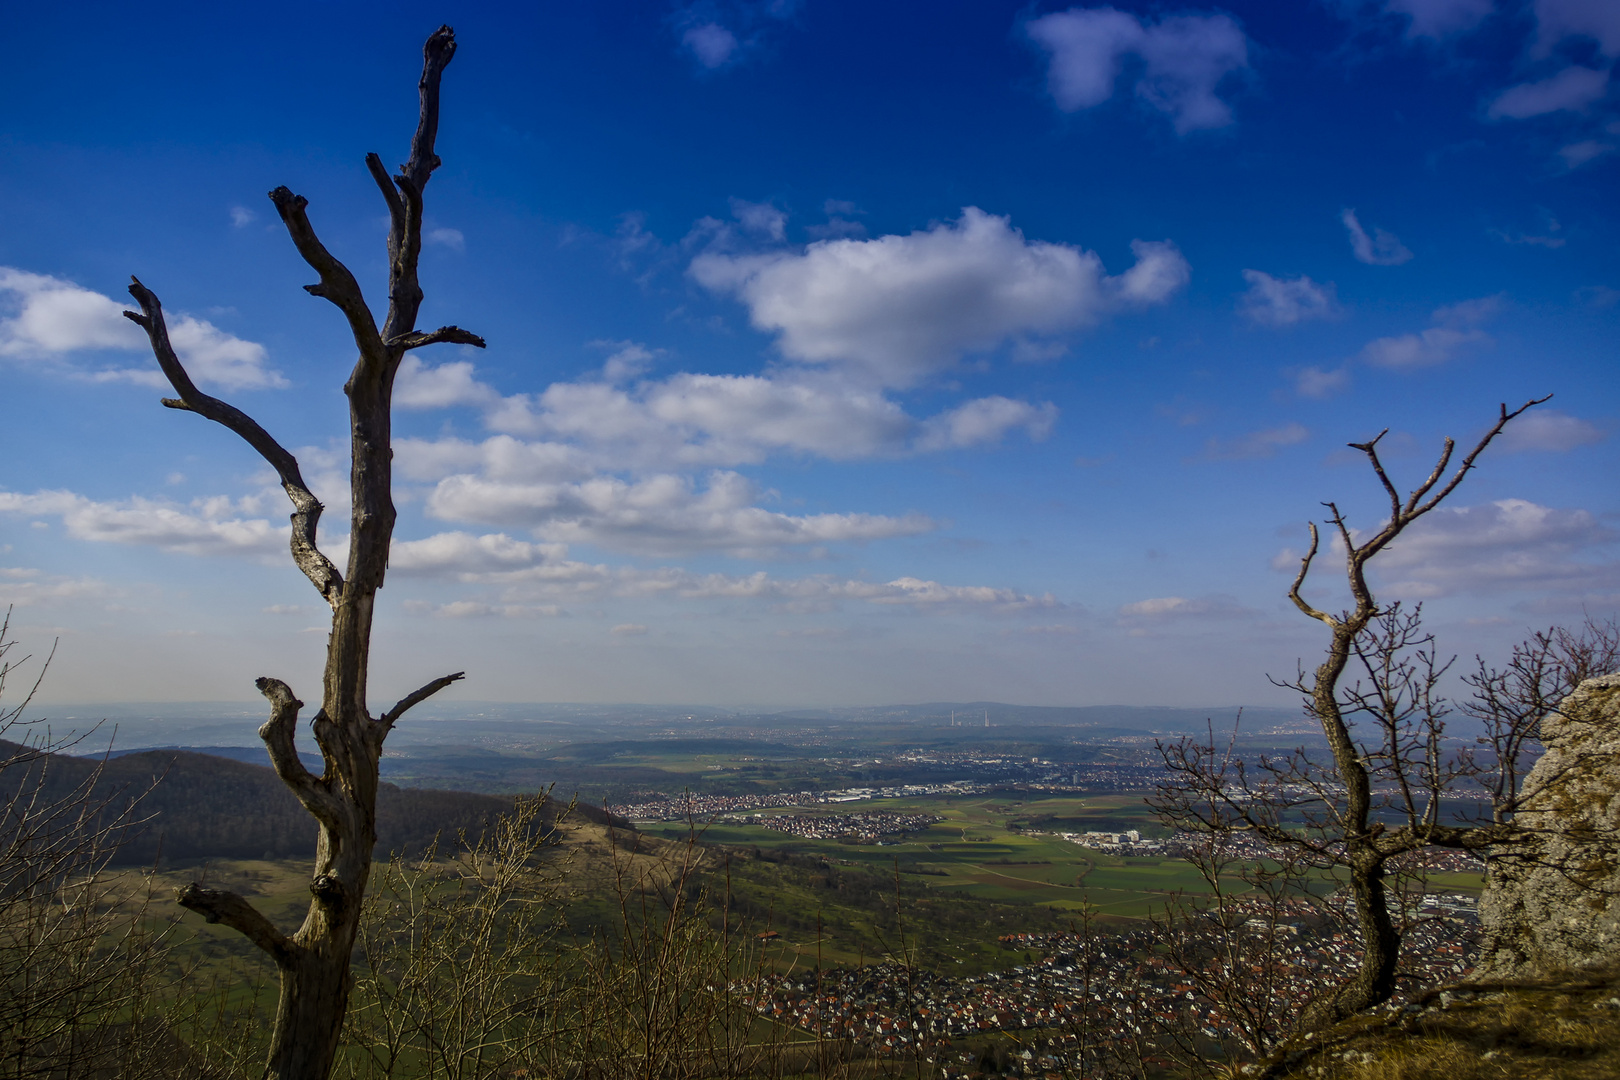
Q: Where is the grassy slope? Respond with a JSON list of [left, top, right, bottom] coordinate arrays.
[[1263, 965, 1620, 1080]]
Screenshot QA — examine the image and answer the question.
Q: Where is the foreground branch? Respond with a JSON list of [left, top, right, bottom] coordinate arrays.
[[123, 280, 344, 607], [255, 677, 346, 830], [387, 326, 486, 351], [379, 672, 466, 732], [176, 884, 297, 968]]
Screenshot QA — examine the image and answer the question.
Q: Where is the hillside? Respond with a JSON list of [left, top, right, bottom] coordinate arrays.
[[0, 740, 625, 864], [1261, 964, 1620, 1080]]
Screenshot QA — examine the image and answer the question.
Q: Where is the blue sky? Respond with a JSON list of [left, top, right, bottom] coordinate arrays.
[[1, 0, 1615, 709]]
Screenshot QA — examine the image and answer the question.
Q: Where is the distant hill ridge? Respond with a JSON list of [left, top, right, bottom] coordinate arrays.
[[0, 740, 626, 865]]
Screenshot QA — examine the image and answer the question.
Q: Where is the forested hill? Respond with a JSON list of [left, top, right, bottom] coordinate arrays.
[[0, 740, 627, 865]]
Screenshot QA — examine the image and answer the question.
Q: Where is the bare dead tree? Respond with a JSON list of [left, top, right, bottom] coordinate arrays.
[[1154, 398, 1551, 1033], [1461, 616, 1620, 823], [121, 26, 476, 1080]]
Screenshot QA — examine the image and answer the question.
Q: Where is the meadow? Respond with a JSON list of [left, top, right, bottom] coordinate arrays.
[[640, 792, 1487, 922]]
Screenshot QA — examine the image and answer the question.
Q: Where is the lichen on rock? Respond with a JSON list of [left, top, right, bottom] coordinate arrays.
[[1476, 672, 1620, 980]]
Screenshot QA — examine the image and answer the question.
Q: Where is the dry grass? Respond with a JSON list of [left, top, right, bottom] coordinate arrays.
[[1269, 966, 1620, 1080]]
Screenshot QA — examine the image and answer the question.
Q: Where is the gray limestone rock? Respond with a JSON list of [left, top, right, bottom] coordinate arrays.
[[1476, 672, 1620, 979]]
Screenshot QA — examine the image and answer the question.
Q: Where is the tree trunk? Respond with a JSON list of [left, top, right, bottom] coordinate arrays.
[[126, 25, 478, 1080]]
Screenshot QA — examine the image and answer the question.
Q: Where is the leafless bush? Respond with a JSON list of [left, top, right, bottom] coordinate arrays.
[[0, 611, 176, 1079]]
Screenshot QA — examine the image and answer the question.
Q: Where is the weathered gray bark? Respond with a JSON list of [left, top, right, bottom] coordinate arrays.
[[123, 25, 477, 1080]]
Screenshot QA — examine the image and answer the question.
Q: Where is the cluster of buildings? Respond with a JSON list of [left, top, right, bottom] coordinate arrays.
[[609, 781, 986, 822], [738, 903, 1481, 1070], [735, 811, 945, 843]]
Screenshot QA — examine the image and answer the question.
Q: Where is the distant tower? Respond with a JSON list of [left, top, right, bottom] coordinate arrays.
[[984, 710, 989, 728]]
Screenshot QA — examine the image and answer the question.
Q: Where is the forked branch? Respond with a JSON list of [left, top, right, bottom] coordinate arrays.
[[255, 677, 345, 831], [267, 186, 387, 367], [176, 883, 297, 968], [123, 280, 344, 607]]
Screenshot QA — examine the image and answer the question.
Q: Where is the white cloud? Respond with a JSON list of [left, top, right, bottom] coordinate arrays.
[[403, 600, 564, 619], [0, 267, 285, 390], [1198, 422, 1310, 461], [229, 206, 256, 228], [0, 567, 115, 609], [1488, 66, 1610, 120], [641, 373, 914, 460], [391, 531, 569, 575], [1360, 295, 1498, 369], [1531, 0, 1620, 59], [1341, 209, 1413, 266], [1239, 270, 1340, 326], [598, 341, 658, 383], [1117, 594, 1259, 620], [386, 530, 1056, 612], [683, 23, 740, 67], [394, 355, 500, 410], [394, 435, 592, 484], [1559, 139, 1617, 168], [1026, 7, 1250, 133], [610, 623, 649, 636], [0, 489, 285, 559], [1498, 409, 1607, 452], [1293, 365, 1351, 399], [426, 227, 466, 251], [423, 469, 935, 557], [1369, 498, 1619, 597], [1385, 0, 1494, 39], [916, 397, 1059, 451], [1362, 327, 1488, 368], [729, 198, 787, 241], [396, 357, 1061, 467], [691, 208, 1188, 388]]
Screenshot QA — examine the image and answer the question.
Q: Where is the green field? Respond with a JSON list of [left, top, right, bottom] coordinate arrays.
[[643, 793, 1210, 919], [641, 792, 1486, 921]]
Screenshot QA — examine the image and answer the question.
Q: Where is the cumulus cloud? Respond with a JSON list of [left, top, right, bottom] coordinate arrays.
[[395, 360, 1059, 469], [1198, 422, 1310, 461], [1239, 270, 1340, 326], [1488, 65, 1610, 120], [916, 397, 1058, 451], [1341, 210, 1413, 266], [1026, 7, 1250, 133], [1531, 0, 1620, 59], [0, 489, 285, 559], [673, 1, 799, 71], [391, 531, 569, 575], [0, 267, 284, 390], [1360, 295, 1498, 369], [1559, 139, 1618, 168], [0, 567, 115, 609], [1498, 409, 1608, 452], [388, 530, 1056, 612], [1369, 498, 1619, 598], [691, 208, 1188, 387], [1385, 0, 1494, 39], [1117, 594, 1259, 621], [426, 227, 466, 251], [683, 23, 740, 67], [423, 469, 935, 557], [394, 355, 501, 410], [1293, 365, 1351, 399]]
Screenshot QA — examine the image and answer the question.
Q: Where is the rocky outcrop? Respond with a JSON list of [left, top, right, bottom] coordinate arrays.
[[1476, 672, 1620, 979]]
